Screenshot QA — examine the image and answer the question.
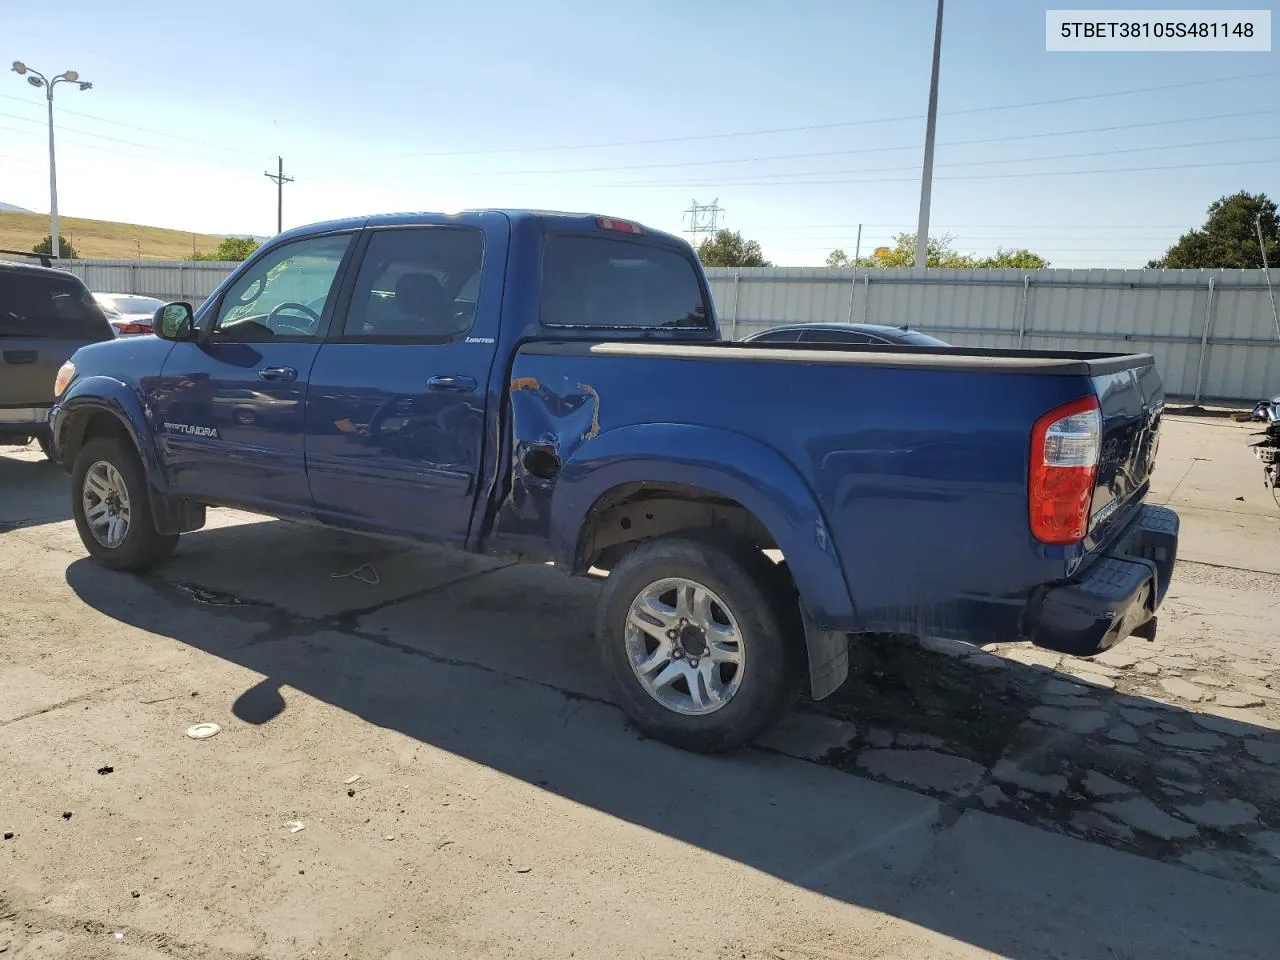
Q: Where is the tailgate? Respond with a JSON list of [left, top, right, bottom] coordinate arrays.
[[1088, 361, 1163, 536]]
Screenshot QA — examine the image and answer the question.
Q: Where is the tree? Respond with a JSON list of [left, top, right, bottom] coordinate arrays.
[[1148, 192, 1279, 268], [33, 235, 78, 259], [189, 236, 261, 262], [697, 230, 771, 267], [826, 232, 972, 268], [974, 248, 1050, 269], [827, 232, 1048, 269]]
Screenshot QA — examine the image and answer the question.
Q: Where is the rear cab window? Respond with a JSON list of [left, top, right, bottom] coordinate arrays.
[[0, 270, 110, 340], [541, 235, 711, 331]]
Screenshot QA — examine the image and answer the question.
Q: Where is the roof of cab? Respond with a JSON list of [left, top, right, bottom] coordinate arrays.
[[271, 210, 688, 248]]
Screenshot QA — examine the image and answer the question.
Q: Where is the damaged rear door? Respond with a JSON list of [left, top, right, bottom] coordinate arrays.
[[305, 218, 505, 543]]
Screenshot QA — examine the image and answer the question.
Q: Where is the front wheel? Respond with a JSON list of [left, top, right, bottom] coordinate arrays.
[[597, 536, 796, 753], [72, 438, 179, 572]]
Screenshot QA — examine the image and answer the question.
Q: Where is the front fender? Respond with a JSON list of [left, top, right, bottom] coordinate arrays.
[[550, 422, 858, 631], [55, 375, 168, 493]]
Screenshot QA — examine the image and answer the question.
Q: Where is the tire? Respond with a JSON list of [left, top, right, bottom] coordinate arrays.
[[597, 535, 796, 753], [72, 437, 179, 572], [36, 431, 56, 463]]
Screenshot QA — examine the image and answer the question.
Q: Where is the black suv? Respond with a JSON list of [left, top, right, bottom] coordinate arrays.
[[1, 257, 115, 458]]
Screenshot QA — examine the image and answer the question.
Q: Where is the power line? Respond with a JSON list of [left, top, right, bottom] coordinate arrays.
[[0, 111, 261, 172], [604, 156, 1280, 189], [402, 70, 1280, 157], [0, 92, 265, 159], [614, 133, 1280, 187], [439, 109, 1280, 178], [765, 222, 1189, 229]]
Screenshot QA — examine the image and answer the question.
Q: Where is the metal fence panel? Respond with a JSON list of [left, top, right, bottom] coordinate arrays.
[[705, 267, 1279, 401], [60, 259, 236, 307], [54, 260, 1280, 401]]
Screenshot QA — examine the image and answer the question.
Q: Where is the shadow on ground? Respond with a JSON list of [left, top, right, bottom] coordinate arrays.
[[57, 515, 1280, 960], [0, 449, 69, 532]]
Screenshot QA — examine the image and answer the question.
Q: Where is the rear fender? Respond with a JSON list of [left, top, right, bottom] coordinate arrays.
[[551, 423, 858, 698]]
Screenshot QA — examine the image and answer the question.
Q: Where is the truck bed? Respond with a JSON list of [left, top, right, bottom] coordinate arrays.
[[503, 338, 1160, 644]]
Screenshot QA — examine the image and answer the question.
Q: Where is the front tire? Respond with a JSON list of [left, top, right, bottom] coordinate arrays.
[[72, 438, 179, 572], [597, 536, 796, 753]]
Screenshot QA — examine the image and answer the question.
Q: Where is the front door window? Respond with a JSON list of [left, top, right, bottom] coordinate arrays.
[[213, 234, 352, 340]]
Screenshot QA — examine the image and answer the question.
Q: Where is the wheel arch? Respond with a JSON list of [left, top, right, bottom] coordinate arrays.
[[553, 424, 857, 699], [57, 378, 165, 487], [58, 383, 204, 536]]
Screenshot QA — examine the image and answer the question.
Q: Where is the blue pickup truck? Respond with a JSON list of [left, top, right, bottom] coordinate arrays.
[[50, 211, 1178, 751]]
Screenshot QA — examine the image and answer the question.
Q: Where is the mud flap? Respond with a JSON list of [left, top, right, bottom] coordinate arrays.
[[150, 490, 206, 535], [800, 604, 849, 700]]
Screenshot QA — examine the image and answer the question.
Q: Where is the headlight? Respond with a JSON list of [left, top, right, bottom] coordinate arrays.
[[54, 360, 76, 398]]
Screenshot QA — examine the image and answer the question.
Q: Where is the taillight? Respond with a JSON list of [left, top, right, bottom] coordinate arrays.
[[1029, 395, 1101, 544], [111, 320, 151, 335], [596, 217, 644, 235]]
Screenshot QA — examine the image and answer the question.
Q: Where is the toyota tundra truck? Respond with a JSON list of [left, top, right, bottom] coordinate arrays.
[[49, 210, 1178, 752]]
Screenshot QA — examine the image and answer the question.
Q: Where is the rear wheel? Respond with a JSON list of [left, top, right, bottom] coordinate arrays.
[[597, 536, 795, 753], [72, 438, 179, 572]]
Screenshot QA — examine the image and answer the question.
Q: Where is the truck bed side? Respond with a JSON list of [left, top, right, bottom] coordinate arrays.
[[494, 341, 1147, 643]]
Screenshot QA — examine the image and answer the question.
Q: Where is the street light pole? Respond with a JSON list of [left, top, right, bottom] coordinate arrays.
[[10, 61, 93, 260], [914, 0, 944, 270]]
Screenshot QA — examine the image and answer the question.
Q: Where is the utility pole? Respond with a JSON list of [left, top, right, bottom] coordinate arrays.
[[264, 156, 293, 234], [1258, 213, 1280, 342], [10, 61, 93, 260], [913, 0, 944, 269]]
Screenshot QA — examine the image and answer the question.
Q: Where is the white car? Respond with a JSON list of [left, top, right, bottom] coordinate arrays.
[[93, 293, 166, 336]]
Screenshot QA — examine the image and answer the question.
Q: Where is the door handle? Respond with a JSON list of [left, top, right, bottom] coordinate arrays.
[[258, 366, 298, 382], [427, 375, 477, 393], [3, 350, 37, 364]]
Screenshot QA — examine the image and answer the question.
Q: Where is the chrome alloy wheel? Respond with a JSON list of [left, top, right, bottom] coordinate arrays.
[[82, 460, 131, 548], [624, 577, 745, 716]]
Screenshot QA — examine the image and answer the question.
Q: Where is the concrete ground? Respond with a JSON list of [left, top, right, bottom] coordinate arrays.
[[1, 414, 1278, 959]]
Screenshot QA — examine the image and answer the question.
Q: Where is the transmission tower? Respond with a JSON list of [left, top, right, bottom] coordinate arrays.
[[683, 198, 724, 245]]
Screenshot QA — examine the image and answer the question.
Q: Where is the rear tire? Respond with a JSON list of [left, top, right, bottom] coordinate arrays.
[[72, 438, 179, 572], [597, 535, 796, 753]]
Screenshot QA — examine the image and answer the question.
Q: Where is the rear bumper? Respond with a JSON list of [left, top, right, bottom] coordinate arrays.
[[1026, 504, 1178, 657]]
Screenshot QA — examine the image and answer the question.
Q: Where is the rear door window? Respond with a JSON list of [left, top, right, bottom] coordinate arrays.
[[0, 271, 109, 339], [341, 227, 484, 340], [542, 235, 710, 330]]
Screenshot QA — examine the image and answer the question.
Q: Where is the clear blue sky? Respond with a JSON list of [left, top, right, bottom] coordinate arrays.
[[2, 0, 1276, 266]]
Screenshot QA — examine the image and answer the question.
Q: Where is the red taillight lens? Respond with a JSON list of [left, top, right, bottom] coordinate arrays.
[[595, 217, 644, 234], [111, 320, 151, 335], [1029, 395, 1101, 544]]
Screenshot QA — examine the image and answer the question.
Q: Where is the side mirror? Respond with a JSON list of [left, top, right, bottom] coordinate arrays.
[[155, 302, 195, 340]]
